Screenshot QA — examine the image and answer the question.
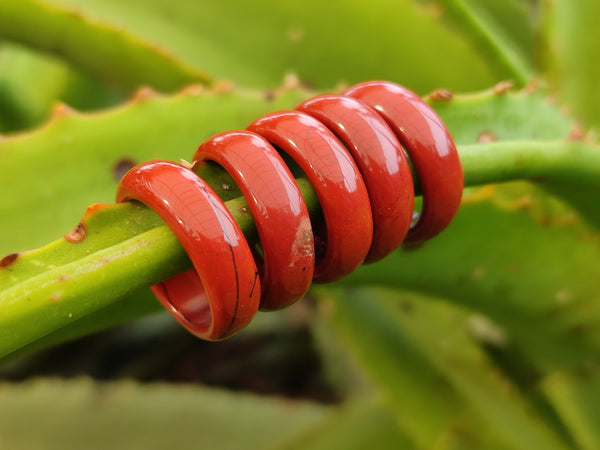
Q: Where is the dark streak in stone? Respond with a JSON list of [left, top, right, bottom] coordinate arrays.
[[249, 271, 259, 297]]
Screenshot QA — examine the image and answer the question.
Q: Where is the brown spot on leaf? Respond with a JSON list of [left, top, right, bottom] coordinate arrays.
[[426, 89, 453, 102], [286, 26, 304, 43], [51, 102, 76, 119], [493, 80, 514, 95], [477, 131, 497, 143], [180, 84, 205, 96], [264, 90, 276, 102], [524, 79, 538, 94], [0, 253, 19, 268], [211, 80, 235, 94], [131, 86, 158, 102], [567, 126, 586, 141], [65, 221, 87, 243], [281, 73, 301, 91], [113, 158, 137, 181]]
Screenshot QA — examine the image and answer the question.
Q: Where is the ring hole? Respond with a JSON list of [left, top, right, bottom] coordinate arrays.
[[153, 269, 212, 331], [194, 161, 243, 201]]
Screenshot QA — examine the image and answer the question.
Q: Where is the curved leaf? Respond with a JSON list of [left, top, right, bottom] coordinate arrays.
[[339, 182, 600, 373], [543, 0, 600, 128], [0, 43, 121, 132], [0, 377, 329, 450], [542, 370, 600, 450], [314, 287, 570, 449], [38, 0, 499, 92], [430, 0, 534, 84], [0, 0, 212, 93]]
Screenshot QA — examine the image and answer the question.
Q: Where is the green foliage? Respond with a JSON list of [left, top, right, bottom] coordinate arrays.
[[1, 0, 599, 448], [0, 378, 329, 450]]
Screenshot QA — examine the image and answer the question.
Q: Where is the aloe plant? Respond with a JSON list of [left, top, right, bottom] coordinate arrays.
[[1, 1, 600, 448]]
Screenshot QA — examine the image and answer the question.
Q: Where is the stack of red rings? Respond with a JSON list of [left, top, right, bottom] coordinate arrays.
[[116, 81, 463, 340]]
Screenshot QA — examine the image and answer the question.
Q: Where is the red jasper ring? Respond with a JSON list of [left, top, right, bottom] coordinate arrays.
[[116, 160, 261, 340], [115, 80, 463, 341], [247, 111, 373, 283], [297, 95, 414, 263], [345, 81, 463, 243], [193, 131, 314, 311]]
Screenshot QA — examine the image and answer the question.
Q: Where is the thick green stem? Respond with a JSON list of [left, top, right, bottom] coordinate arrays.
[[460, 140, 600, 186], [1, 139, 600, 358]]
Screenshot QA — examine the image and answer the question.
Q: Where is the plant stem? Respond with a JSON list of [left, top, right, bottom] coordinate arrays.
[[460, 140, 600, 186], [1, 138, 600, 358]]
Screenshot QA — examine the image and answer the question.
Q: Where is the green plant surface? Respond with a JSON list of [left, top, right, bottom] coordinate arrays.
[[314, 287, 572, 449], [0, 377, 329, 450], [542, 371, 600, 450], [543, 0, 600, 129], [0, 44, 80, 131], [0, 43, 122, 133], [339, 182, 600, 373], [429, 0, 533, 85], [0, 0, 212, 94], [7, 0, 502, 92], [0, 87, 309, 254], [275, 397, 413, 449]]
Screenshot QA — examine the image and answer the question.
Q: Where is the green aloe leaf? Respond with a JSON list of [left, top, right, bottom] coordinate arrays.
[[543, 0, 600, 128], [0, 43, 121, 132], [0, 377, 329, 450], [0, 87, 309, 255], [18, 0, 500, 92], [314, 287, 570, 449], [0, 0, 212, 93], [542, 371, 600, 450], [339, 181, 600, 373], [429, 0, 534, 84], [275, 397, 412, 449]]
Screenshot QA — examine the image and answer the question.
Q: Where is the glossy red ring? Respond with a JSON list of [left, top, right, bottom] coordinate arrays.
[[345, 81, 463, 243], [247, 111, 373, 283], [116, 160, 261, 340], [193, 131, 314, 311], [297, 95, 414, 263]]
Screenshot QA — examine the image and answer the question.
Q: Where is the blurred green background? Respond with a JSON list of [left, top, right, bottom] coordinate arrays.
[[1, 0, 600, 448]]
